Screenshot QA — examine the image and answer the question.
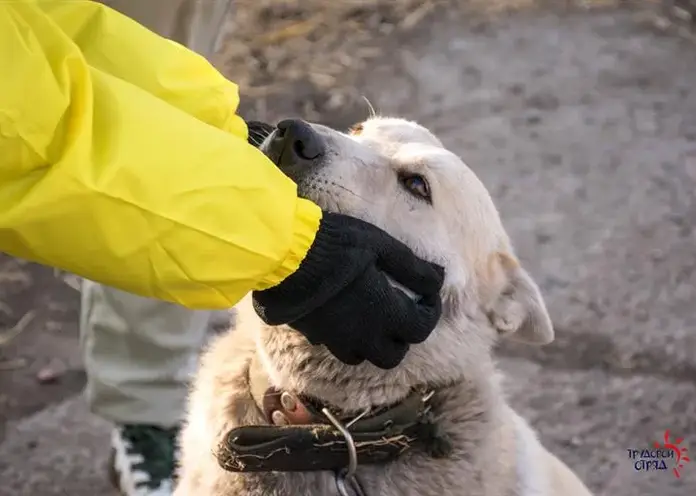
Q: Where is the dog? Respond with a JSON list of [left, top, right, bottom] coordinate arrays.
[[173, 117, 594, 496]]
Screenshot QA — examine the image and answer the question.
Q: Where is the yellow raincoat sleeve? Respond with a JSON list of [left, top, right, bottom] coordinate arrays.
[[40, 0, 248, 137], [0, 2, 322, 310]]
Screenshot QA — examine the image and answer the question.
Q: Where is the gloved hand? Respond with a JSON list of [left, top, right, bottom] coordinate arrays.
[[252, 212, 445, 369]]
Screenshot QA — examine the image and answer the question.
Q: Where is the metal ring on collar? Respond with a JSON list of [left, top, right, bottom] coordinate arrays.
[[322, 408, 367, 496], [322, 408, 358, 477]]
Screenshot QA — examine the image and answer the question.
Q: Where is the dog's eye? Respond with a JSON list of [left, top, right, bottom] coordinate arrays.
[[399, 173, 431, 202], [350, 123, 364, 135]]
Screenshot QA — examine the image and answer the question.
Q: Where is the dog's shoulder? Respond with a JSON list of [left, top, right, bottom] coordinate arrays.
[[507, 407, 593, 496], [541, 447, 594, 496], [176, 311, 265, 496]]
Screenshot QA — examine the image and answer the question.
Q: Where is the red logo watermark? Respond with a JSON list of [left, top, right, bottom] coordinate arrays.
[[654, 430, 690, 479], [627, 430, 690, 479]]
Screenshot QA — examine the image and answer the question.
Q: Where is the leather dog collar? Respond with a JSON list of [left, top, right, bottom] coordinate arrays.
[[214, 356, 450, 474]]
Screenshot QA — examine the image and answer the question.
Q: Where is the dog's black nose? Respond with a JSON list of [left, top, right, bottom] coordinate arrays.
[[273, 119, 325, 170]]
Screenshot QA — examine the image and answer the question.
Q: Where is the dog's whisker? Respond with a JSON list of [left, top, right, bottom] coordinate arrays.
[[326, 182, 376, 205], [362, 95, 377, 119], [247, 131, 269, 147]]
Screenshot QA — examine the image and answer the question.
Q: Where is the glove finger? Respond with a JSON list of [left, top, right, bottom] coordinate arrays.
[[289, 313, 366, 366], [363, 335, 409, 370], [323, 342, 365, 366], [322, 212, 444, 296], [373, 234, 445, 297], [382, 282, 443, 344]]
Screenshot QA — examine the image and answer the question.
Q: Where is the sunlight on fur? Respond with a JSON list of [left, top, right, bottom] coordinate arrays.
[[174, 117, 593, 496]]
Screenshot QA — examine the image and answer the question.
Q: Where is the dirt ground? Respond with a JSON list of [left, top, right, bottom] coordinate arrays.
[[2, 1, 696, 495]]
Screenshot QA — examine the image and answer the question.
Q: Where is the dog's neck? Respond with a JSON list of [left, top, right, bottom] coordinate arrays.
[[207, 309, 518, 496], [243, 326, 514, 496], [253, 322, 500, 417]]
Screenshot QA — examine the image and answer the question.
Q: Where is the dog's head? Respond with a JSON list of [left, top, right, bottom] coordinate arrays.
[[255, 117, 553, 405]]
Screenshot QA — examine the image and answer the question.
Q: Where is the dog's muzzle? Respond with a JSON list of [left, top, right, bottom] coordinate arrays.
[[263, 119, 326, 179]]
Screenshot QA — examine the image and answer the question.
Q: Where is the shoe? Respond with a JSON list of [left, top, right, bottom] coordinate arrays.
[[108, 424, 179, 496]]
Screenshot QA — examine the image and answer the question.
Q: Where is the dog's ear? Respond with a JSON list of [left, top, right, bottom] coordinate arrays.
[[483, 252, 554, 345]]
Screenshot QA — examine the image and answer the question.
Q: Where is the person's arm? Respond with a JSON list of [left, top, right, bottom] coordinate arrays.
[[0, 2, 321, 310], [39, 1, 246, 137]]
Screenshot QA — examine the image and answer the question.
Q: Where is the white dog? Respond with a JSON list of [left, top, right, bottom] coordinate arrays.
[[174, 117, 594, 496]]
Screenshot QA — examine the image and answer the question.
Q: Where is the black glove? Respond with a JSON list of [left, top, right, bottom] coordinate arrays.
[[252, 212, 445, 369]]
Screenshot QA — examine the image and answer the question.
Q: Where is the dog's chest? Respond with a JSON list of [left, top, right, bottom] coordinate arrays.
[[227, 471, 335, 496], [228, 450, 494, 496]]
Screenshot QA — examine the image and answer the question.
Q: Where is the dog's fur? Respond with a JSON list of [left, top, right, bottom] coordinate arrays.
[[174, 117, 594, 496]]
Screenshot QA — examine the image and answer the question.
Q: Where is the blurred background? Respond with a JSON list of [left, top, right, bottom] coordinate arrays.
[[1, 1, 695, 495]]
